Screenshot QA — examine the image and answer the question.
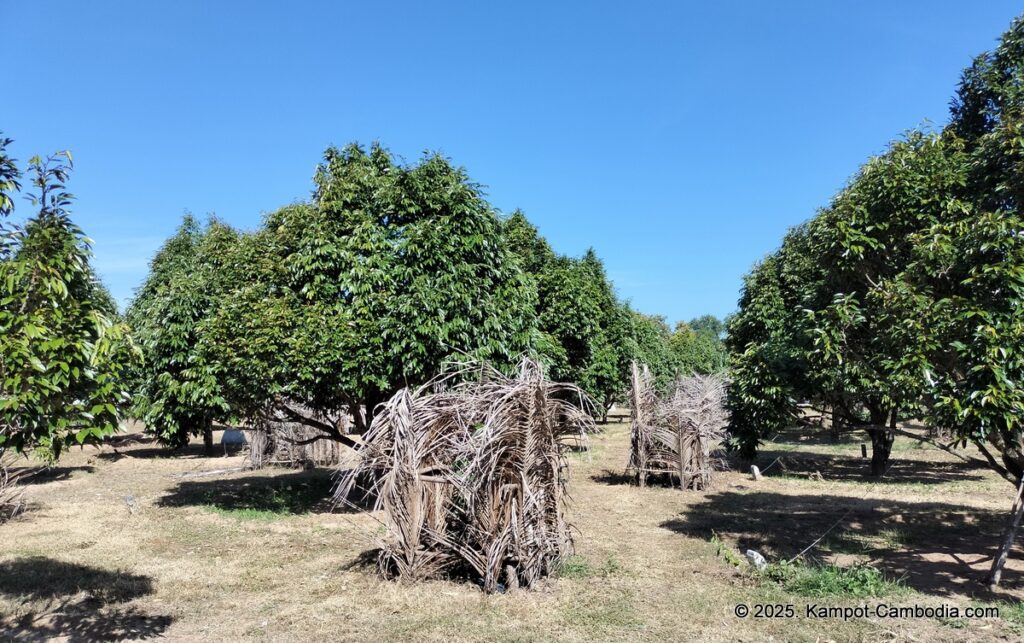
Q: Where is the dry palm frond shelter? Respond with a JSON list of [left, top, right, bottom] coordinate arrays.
[[0, 453, 25, 523], [335, 358, 594, 593], [246, 405, 348, 469], [627, 362, 728, 490]]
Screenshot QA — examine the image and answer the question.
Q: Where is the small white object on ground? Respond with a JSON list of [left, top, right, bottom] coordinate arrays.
[[746, 549, 767, 570], [750, 465, 762, 481]]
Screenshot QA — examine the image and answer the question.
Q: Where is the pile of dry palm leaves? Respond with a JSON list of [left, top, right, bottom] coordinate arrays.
[[335, 358, 594, 593], [246, 405, 348, 469], [627, 362, 728, 490], [0, 453, 25, 523]]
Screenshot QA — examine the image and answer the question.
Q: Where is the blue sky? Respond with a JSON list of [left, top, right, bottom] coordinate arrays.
[[4, 1, 1021, 323]]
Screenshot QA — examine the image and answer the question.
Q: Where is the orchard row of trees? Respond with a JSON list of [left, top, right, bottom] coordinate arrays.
[[727, 16, 1024, 483], [127, 144, 727, 451], [0, 135, 726, 460]]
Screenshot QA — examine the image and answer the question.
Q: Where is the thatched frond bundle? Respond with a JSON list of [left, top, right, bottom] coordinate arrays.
[[247, 405, 348, 469], [627, 362, 660, 487], [627, 362, 728, 490], [336, 358, 594, 593], [0, 453, 25, 522]]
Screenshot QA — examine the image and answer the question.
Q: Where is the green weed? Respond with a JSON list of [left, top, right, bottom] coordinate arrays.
[[760, 561, 907, 598], [710, 532, 746, 567]]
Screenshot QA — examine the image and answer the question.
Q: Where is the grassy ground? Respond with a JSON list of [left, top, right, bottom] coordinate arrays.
[[2, 422, 1023, 641]]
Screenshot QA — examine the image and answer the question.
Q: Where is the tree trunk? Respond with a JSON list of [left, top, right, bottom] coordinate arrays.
[[866, 406, 893, 477], [363, 390, 383, 433], [678, 430, 690, 490], [826, 403, 840, 442], [987, 476, 1024, 590], [202, 420, 215, 457]]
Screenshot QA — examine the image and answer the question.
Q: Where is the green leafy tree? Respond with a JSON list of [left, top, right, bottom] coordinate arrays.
[[800, 131, 969, 475], [201, 144, 536, 441], [725, 255, 802, 459], [0, 140, 132, 460], [670, 318, 728, 375], [728, 132, 969, 474], [126, 216, 236, 454], [628, 310, 676, 392], [688, 314, 726, 339], [501, 213, 635, 418]]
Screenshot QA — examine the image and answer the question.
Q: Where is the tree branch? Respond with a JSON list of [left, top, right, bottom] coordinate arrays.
[[973, 438, 1017, 486], [887, 427, 984, 466], [278, 404, 360, 450]]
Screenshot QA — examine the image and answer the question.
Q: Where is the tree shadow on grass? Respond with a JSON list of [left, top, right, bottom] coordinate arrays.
[[589, 469, 636, 486], [157, 469, 363, 515], [0, 556, 172, 640], [96, 441, 211, 461], [753, 449, 988, 485], [589, 468, 687, 489], [662, 491, 1024, 600], [12, 465, 96, 485]]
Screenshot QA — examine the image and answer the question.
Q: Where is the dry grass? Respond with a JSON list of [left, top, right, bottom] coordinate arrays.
[[0, 420, 1022, 640]]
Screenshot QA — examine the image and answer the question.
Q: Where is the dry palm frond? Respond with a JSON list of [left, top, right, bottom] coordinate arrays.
[[0, 453, 26, 522], [627, 363, 728, 490], [247, 403, 348, 469], [335, 357, 593, 593]]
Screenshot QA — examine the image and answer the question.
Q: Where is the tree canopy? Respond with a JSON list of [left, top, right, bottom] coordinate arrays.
[[726, 15, 1024, 482], [126, 216, 237, 452], [184, 144, 537, 442], [0, 138, 133, 460]]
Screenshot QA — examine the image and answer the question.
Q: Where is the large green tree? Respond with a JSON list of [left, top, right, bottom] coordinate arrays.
[[126, 216, 237, 454], [501, 212, 636, 418], [725, 254, 802, 459], [802, 131, 969, 475], [0, 139, 132, 460], [669, 317, 728, 376], [202, 144, 536, 441], [727, 12, 1024, 486]]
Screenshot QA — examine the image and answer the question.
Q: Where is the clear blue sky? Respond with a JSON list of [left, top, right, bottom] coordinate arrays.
[[4, 1, 1021, 323]]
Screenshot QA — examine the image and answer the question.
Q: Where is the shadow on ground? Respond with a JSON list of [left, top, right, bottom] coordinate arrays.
[[589, 469, 635, 486], [753, 449, 988, 485], [0, 556, 173, 639], [589, 468, 690, 489], [12, 466, 96, 485], [96, 442, 215, 461], [663, 491, 1022, 599], [157, 469, 346, 515]]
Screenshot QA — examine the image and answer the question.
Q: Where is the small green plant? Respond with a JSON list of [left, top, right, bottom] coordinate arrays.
[[938, 616, 968, 629], [876, 528, 910, 549], [557, 554, 622, 579], [599, 555, 622, 576], [998, 600, 1024, 629], [199, 477, 331, 520], [203, 505, 282, 521], [710, 532, 745, 567], [557, 555, 594, 578], [761, 561, 906, 598]]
